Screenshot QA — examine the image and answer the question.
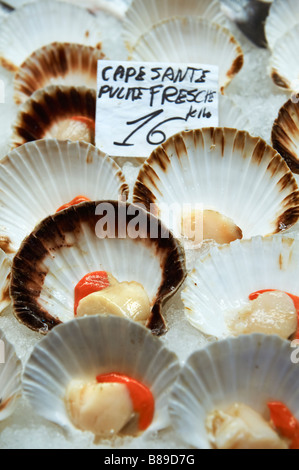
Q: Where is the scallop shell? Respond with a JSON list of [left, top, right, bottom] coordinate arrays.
[[265, 0, 299, 50], [11, 85, 96, 149], [270, 24, 299, 92], [0, 329, 22, 422], [272, 98, 299, 178], [123, 0, 228, 52], [10, 201, 186, 335], [0, 0, 103, 72], [133, 128, 299, 245], [0, 139, 129, 255], [13, 42, 106, 105], [219, 95, 251, 130], [23, 315, 180, 437], [181, 236, 299, 338], [169, 333, 299, 449], [130, 17, 243, 92]]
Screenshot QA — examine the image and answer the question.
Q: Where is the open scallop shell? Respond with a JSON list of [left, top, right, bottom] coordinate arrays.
[[133, 128, 299, 245], [10, 201, 186, 335], [13, 42, 106, 106], [23, 315, 180, 438], [270, 24, 299, 92], [0, 329, 22, 422], [0, 139, 129, 255], [181, 236, 299, 338], [11, 85, 96, 148], [272, 98, 299, 178], [130, 17, 243, 93], [169, 334, 299, 449], [265, 0, 299, 50], [123, 0, 228, 52], [0, 0, 103, 72]]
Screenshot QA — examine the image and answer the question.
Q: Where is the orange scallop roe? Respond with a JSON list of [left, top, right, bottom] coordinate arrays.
[[56, 195, 91, 212]]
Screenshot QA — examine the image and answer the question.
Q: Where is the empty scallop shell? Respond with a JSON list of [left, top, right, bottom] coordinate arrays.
[[13, 42, 106, 105], [0, 329, 22, 422], [270, 24, 299, 92], [123, 0, 227, 52], [11, 85, 96, 149], [133, 128, 299, 246], [23, 315, 180, 438], [265, 0, 299, 50], [0, 0, 103, 72], [0, 249, 12, 313], [272, 98, 299, 178], [130, 17, 243, 93], [0, 139, 129, 255], [169, 334, 299, 449], [10, 201, 186, 335], [181, 236, 299, 338]]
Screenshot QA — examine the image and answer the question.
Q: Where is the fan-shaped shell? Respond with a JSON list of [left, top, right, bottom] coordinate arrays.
[[169, 333, 299, 449], [0, 329, 22, 422], [265, 0, 299, 50], [130, 17, 243, 92], [133, 128, 299, 245], [13, 42, 106, 106], [0, 0, 103, 72], [123, 0, 227, 51], [10, 201, 186, 335], [181, 235, 299, 338], [23, 315, 180, 438], [0, 139, 129, 255], [270, 24, 299, 92], [272, 98, 299, 178], [11, 85, 96, 148]]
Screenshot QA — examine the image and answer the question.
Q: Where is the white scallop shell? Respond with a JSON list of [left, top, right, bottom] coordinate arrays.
[[265, 0, 299, 50], [0, 0, 103, 71], [169, 334, 299, 449], [123, 0, 228, 52], [10, 201, 186, 335], [181, 236, 299, 338], [0, 329, 22, 422], [13, 42, 106, 105], [270, 24, 299, 92], [133, 128, 299, 246], [23, 315, 180, 437], [219, 95, 251, 130], [0, 249, 12, 313], [130, 17, 243, 92], [0, 139, 129, 255]]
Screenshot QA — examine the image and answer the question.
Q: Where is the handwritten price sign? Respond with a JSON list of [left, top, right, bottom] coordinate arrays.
[[96, 61, 218, 157]]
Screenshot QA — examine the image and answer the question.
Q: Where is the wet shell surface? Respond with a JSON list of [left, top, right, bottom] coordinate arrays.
[[272, 98, 299, 177], [181, 236, 299, 338], [0, 329, 22, 422], [11, 85, 96, 149], [169, 334, 299, 449], [0, 0, 103, 72], [10, 201, 186, 335], [270, 24, 299, 92], [133, 128, 299, 245], [265, 0, 299, 50], [0, 139, 129, 255], [130, 17, 243, 92], [13, 42, 106, 106], [123, 0, 227, 51], [23, 315, 180, 438]]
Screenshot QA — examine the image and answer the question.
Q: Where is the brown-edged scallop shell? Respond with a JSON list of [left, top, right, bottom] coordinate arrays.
[[10, 201, 186, 335], [272, 98, 299, 176], [13, 42, 106, 105], [10, 85, 96, 148], [0, 139, 129, 256]]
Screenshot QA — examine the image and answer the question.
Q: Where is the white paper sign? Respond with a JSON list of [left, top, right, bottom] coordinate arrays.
[[96, 60, 219, 157]]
